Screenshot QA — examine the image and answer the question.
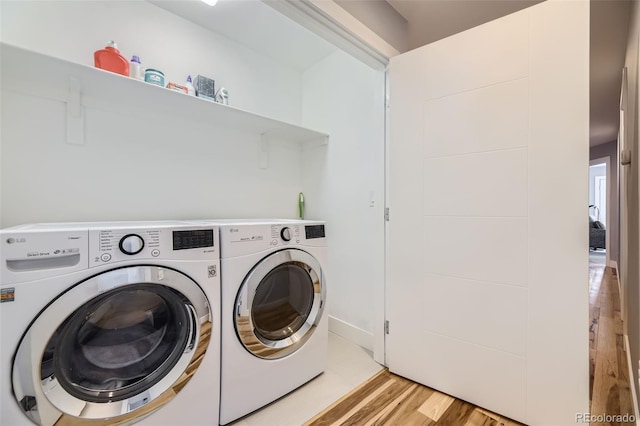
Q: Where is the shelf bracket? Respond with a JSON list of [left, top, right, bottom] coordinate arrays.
[[259, 133, 269, 169], [66, 77, 85, 145]]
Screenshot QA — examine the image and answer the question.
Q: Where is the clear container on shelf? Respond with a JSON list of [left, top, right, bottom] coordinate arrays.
[[185, 75, 196, 96], [129, 55, 144, 80]]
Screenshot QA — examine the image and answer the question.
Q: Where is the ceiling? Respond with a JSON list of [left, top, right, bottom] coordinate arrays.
[[385, 0, 632, 147], [387, 0, 541, 50], [149, 0, 336, 71], [590, 0, 631, 147], [152, 0, 630, 147]]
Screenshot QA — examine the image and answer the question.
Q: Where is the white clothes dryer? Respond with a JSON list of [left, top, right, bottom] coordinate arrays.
[[214, 219, 328, 425], [0, 221, 221, 426]]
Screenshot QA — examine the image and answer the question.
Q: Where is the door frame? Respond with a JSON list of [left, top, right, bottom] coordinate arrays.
[[262, 0, 391, 365], [590, 156, 611, 266], [595, 175, 606, 222]]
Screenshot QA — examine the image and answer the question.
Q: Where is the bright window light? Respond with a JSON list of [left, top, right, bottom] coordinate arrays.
[[201, 0, 218, 6]]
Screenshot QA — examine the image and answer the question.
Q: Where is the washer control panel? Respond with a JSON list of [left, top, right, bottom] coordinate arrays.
[[119, 234, 145, 255], [1, 229, 89, 285], [90, 225, 218, 266], [280, 227, 292, 242]]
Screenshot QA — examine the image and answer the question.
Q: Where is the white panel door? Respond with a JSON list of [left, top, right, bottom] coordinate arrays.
[[387, 1, 589, 424]]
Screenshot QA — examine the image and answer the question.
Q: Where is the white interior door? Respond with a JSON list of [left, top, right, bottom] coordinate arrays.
[[387, 1, 589, 424]]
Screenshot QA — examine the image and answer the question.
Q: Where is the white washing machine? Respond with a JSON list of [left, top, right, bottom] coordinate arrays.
[[0, 221, 221, 426], [214, 219, 328, 425]]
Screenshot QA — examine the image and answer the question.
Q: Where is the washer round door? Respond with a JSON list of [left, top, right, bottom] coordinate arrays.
[[235, 249, 325, 359], [12, 265, 212, 426]]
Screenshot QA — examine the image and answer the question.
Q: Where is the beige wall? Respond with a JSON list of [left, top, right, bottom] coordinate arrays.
[[622, 0, 640, 410], [335, 0, 408, 52]]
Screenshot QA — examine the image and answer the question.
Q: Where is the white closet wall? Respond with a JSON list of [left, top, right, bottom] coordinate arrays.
[[0, 1, 305, 226], [302, 50, 385, 347], [0, 0, 301, 123]]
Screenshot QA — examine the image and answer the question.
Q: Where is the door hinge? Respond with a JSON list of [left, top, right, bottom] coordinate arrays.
[[385, 95, 390, 110], [384, 207, 390, 222], [384, 320, 390, 334]]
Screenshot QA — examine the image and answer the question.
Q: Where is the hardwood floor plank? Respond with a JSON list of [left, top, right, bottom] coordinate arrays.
[[364, 383, 419, 426], [589, 264, 634, 426], [612, 282, 635, 424], [611, 276, 621, 313], [615, 312, 624, 336], [498, 416, 526, 426], [464, 409, 499, 426], [433, 399, 476, 425], [418, 390, 456, 421], [600, 287, 614, 319], [306, 369, 525, 426], [338, 379, 415, 425], [377, 384, 435, 425], [327, 379, 396, 426], [618, 335, 635, 425], [592, 316, 620, 424], [475, 409, 502, 422], [590, 264, 604, 307], [331, 379, 395, 426], [393, 411, 435, 426], [304, 370, 391, 426]]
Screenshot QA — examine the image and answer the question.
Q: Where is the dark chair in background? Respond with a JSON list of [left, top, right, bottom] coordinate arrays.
[[589, 205, 606, 250]]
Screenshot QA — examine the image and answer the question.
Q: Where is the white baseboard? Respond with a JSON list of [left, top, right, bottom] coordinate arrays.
[[614, 261, 625, 326], [624, 335, 640, 425], [328, 315, 374, 352]]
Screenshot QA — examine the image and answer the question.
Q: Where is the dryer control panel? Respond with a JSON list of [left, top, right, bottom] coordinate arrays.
[[218, 221, 326, 259], [89, 225, 218, 266]]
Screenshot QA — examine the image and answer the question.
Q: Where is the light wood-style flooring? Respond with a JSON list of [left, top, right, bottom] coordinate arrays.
[[304, 369, 523, 426], [305, 253, 634, 426], [589, 254, 635, 425]]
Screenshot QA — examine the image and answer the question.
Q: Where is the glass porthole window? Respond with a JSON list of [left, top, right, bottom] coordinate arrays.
[[251, 263, 314, 342], [43, 284, 190, 402], [235, 249, 325, 359]]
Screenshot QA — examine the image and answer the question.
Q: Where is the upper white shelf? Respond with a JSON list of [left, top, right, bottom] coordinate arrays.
[[0, 43, 329, 145]]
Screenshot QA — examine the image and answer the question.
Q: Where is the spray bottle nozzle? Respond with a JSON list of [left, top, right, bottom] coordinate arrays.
[[298, 192, 305, 220]]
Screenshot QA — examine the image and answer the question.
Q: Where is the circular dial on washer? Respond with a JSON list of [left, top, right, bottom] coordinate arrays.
[[119, 234, 145, 255], [280, 227, 292, 242]]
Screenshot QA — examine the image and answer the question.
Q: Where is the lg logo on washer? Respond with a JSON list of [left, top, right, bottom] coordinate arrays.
[[6, 237, 26, 244]]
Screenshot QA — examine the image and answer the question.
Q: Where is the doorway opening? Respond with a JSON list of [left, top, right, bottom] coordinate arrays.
[[589, 161, 608, 266]]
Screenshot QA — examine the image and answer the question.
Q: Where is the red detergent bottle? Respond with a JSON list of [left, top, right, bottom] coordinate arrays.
[[94, 41, 129, 76]]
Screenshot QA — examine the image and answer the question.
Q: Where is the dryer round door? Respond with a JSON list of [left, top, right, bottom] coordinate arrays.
[[12, 265, 212, 426], [235, 248, 325, 359]]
